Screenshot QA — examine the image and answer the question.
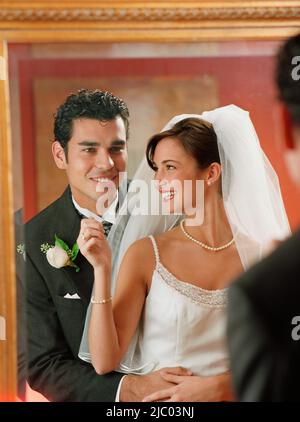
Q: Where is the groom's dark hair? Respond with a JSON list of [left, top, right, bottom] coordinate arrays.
[[53, 88, 129, 156]]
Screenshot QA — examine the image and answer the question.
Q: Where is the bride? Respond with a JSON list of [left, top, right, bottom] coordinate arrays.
[[78, 105, 290, 401]]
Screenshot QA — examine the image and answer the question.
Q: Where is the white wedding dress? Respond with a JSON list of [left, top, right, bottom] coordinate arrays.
[[117, 235, 229, 377]]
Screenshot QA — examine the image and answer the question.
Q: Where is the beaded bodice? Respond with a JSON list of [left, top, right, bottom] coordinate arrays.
[[149, 235, 228, 309], [116, 235, 230, 376]]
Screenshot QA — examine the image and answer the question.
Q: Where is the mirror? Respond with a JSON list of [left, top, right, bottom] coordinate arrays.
[[8, 40, 300, 225], [1, 0, 300, 402]]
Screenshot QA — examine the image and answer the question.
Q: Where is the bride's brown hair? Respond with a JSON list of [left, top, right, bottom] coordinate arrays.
[[146, 117, 220, 171]]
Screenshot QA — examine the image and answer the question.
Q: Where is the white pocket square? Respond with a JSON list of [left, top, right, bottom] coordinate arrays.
[[63, 293, 81, 299]]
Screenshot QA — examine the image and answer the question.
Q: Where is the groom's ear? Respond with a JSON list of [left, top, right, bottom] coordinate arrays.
[[52, 141, 67, 169]]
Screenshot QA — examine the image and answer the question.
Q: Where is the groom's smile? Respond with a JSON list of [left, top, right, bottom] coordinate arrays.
[[53, 116, 127, 215]]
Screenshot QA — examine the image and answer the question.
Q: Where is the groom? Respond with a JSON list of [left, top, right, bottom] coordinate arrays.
[[26, 89, 188, 401], [227, 34, 300, 401]]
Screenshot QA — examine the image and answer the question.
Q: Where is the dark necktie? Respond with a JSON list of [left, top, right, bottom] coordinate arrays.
[[102, 220, 113, 237], [75, 209, 113, 238]]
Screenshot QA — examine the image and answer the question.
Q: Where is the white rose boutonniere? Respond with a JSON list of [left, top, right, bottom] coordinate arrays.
[[46, 246, 69, 268], [41, 235, 80, 272]]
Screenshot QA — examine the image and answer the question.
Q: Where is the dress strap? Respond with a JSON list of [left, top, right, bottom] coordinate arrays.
[[148, 235, 160, 266]]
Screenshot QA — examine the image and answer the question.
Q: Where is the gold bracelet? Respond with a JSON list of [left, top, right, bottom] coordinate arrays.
[[91, 295, 112, 304]]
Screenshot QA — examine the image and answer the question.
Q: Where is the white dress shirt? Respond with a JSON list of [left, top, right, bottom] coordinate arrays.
[[72, 193, 118, 224]]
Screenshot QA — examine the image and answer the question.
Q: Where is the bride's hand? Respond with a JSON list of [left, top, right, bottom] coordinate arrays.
[[77, 218, 111, 270]]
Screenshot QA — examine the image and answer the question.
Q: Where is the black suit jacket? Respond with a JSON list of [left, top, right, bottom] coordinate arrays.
[[15, 209, 27, 401], [227, 229, 300, 401], [25, 187, 123, 401]]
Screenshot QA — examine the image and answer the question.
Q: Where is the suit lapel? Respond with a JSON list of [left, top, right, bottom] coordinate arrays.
[[52, 181, 131, 304], [53, 188, 94, 304]]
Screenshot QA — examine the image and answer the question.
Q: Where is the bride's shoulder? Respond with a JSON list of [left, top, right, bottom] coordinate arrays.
[[125, 230, 176, 259], [125, 236, 156, 258], [126, 226, 181, 258], [122, 237, 157, 275]]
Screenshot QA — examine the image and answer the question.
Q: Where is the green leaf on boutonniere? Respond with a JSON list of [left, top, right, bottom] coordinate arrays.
[[71, 242, 79, 261], [68, 260, 80, 273], [55, 234, 69, 252]]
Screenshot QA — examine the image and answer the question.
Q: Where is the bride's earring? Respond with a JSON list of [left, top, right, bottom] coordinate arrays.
[[207, 180, 212, 186]]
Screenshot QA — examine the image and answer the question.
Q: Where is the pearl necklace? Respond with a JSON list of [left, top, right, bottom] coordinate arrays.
[[180, 220, 235, 252]]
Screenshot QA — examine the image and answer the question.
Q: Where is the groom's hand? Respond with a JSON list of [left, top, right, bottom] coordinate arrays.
[[119, 367, 192, 402]]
